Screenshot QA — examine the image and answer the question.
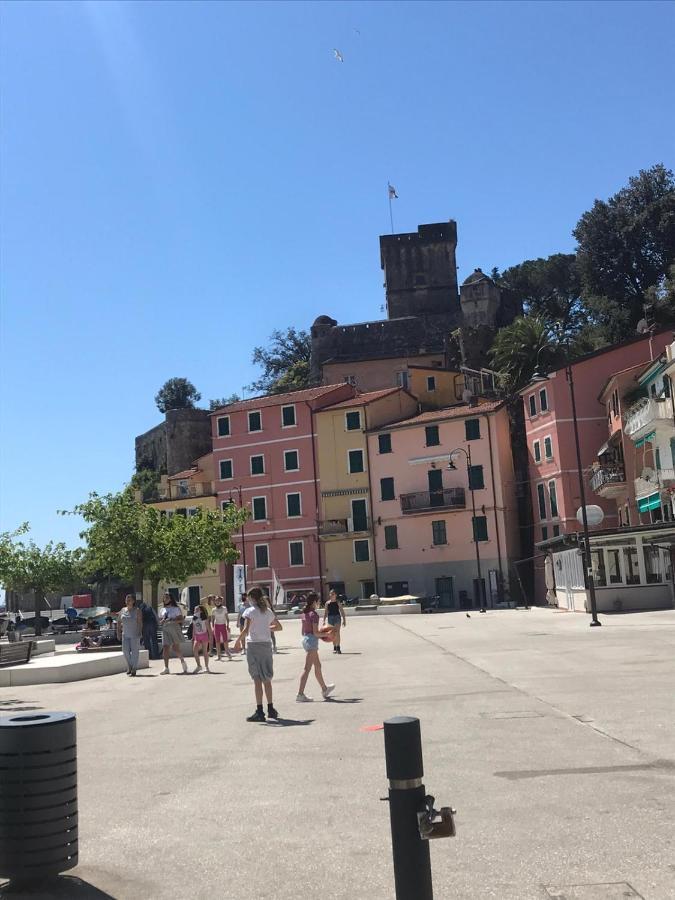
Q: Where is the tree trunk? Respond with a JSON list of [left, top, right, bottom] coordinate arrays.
[[34, 589, 43, 637], [133, 566, 144, 597], [151, 580, 159, 611]]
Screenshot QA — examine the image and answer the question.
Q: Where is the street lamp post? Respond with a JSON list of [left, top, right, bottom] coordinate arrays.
[[448, 446, 485, 612], [565, 363, 601, 627]]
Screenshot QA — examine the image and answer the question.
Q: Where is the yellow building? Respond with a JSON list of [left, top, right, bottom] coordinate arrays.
[[315, 388, 418, 600], [141, 453, 221, 609], [407, 365, 463, 410]]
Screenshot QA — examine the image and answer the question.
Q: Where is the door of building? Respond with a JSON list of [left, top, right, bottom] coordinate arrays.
[[428, 469, 443, 507], [385, 581, 409, 598], [351, 499, 369, 532], [361, 580, 375, 599], [435, 577, 455, 609]]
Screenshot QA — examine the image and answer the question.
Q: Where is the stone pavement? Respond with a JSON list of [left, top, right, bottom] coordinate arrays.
[[1, 608, 674, 899]]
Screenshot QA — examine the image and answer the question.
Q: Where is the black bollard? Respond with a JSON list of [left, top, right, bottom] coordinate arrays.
[[384, 716, 433, 900], [0, 712, 78, 884]]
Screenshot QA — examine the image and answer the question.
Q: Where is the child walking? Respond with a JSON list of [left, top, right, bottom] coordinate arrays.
[[234, 588, 282, 722], [297, 593, 335, 702], [211, 596, 232, 661], [191, 604, 212, 673]]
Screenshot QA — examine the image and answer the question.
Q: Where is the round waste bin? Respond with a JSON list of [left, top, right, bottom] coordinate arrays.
[[0, 711, 78, 882]]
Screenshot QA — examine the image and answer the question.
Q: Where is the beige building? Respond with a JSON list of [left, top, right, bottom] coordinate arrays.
[[322, 353, 445, 393], [141, 453, 220, 609], [315, 388, 418, 599]]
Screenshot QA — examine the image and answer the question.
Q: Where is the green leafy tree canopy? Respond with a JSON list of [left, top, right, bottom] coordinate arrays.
[[573, 164, 675, 339], [155, 378, 202, 414], [209, 393, 241, 410], [0, 524, 84, 634], [67, 490, 248, 606], [249, 327, 311, 394], [496, 253, 583, 334]]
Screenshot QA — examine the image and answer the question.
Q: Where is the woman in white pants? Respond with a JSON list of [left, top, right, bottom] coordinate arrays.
[[117, 595, 142, 676]]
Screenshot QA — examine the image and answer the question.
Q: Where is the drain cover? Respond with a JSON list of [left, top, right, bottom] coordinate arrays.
[[544, 883, 643, 899]]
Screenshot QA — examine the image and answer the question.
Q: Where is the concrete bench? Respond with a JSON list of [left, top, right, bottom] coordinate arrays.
[[0, 641, 33, 668]]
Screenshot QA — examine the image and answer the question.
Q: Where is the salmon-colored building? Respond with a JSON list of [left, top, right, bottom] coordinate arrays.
[[210, 384, 354, 602], [368, 400, 519, 608], [522, 330, 673, 603]]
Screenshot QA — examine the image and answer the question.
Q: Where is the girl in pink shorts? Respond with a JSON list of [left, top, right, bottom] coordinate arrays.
[[191, 604, 212, 673], [211, 596, 232, 661]]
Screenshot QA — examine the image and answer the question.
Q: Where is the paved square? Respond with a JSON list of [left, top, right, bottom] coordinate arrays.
[[1, 609, 674, 899]]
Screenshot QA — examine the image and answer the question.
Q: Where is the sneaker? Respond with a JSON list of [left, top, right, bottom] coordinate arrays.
[[296, 693, 313, 702], [131, 670, 137, 677], [193, 666, 202, 674], [160, 668, 170, 675], [246, 709, 266, 722], [322, 684, 335, 699], [267, 706, 279, 719], [336, 647, 342, 655]]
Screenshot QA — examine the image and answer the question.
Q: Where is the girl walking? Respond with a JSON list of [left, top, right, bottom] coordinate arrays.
[[191, 604, 213, 673], [323, 589, 347, 654], [117, 594, 142, 676], [159, 593, 188, 675], [297, 593, 335, 702], [211, 596, 232, 661], [234, 588, 282, 722]]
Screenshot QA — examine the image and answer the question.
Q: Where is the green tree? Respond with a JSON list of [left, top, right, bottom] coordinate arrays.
[[130, 468, 161, 502], [209, 393, 241, 410], [488, 316, 562, 394], [67, 490, 248, 607], [154, 378, 202, 414], [0, 525, 84, 635], [496, 253, 583, 333], [573, 164, 675, 339], [249, 327, 311, 394]]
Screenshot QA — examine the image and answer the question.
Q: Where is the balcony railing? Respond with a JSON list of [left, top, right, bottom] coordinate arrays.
[[400, 487, 466, 514], [158, 481, 215, 501], [624, 397, 673, 438], [318, 518, 371, 535], [635, 467, 675, 500], [590, 465, 626, 495]]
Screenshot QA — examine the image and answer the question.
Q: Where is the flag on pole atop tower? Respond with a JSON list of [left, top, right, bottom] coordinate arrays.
[[388, 183, 398, 199]]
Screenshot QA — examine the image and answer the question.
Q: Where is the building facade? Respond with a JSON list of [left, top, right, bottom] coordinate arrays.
[[522, 330, 673, 603], [140, 453, 220, 609], [315, 388, 419, 600], [367, 400, 519, 608], [211, 384, 354, 601]]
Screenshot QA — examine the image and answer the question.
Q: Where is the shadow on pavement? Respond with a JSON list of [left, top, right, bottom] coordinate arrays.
[[0, 875, 116, 899], [334, 651, 362, 655], [324, 698, 363, 704], [262, 718, 315, 727], [0, 700, 44, 712]]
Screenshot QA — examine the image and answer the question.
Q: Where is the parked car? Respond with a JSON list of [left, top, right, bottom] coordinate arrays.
[[17, 615, 51, 633], [50, 616, 85, 634]]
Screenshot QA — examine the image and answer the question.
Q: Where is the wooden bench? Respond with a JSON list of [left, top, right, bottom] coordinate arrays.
[[0, 641, 33, 668]]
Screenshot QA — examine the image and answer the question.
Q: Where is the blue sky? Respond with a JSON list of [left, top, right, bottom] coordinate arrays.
[[1, 0, 674, 550]]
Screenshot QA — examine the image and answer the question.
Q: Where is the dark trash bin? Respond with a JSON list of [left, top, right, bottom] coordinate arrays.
[[0, 711, 78, 883]]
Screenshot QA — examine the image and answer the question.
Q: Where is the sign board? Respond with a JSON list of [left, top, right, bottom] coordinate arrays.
[[72, 594, 92, 609], [233, 565, 247, 600], [577, 505, 604, 527]]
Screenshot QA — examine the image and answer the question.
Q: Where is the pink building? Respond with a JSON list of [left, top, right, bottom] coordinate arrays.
[[368, 400, 519, 609], [522, 330, 673, 603], [210, 384, 354, 602]]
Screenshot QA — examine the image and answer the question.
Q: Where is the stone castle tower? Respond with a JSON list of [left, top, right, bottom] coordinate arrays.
[[310, 221, 517, 383]]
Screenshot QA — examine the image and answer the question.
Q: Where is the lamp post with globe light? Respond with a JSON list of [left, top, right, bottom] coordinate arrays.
[[447, 446, 486, 612]]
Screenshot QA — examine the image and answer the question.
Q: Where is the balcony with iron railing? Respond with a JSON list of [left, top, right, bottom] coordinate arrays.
[[623, 397, 674, 439], [157, 481, 216, 501], [318, 517, 371, 537], [400, 487, 466, 515], [589, 465, 626, 499]]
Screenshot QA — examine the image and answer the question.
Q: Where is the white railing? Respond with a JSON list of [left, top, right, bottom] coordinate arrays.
[[624, 398, 673, 437]]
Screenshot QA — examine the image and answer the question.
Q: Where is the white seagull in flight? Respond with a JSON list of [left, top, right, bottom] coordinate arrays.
[[332, 48, 344, 63]]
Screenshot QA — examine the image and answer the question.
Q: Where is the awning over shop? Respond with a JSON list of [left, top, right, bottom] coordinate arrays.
[[634, 431, 656, 449], [637, 492, 661, 512]]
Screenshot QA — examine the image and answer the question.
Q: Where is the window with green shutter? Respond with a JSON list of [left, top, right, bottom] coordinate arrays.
[[472, 515, 488, 542], [425, 425, 440, 447], [432, 520, 447, 545], [345, 411, 361, 431], [378, 433, 392, 454], [465, 419, 480, 441], [384, 525, 398, 549], [468, 465, 484, 490], [380, 477, 395, 501]]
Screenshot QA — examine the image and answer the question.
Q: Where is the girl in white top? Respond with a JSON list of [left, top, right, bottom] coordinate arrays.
[[211, 596, 232, 661]]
